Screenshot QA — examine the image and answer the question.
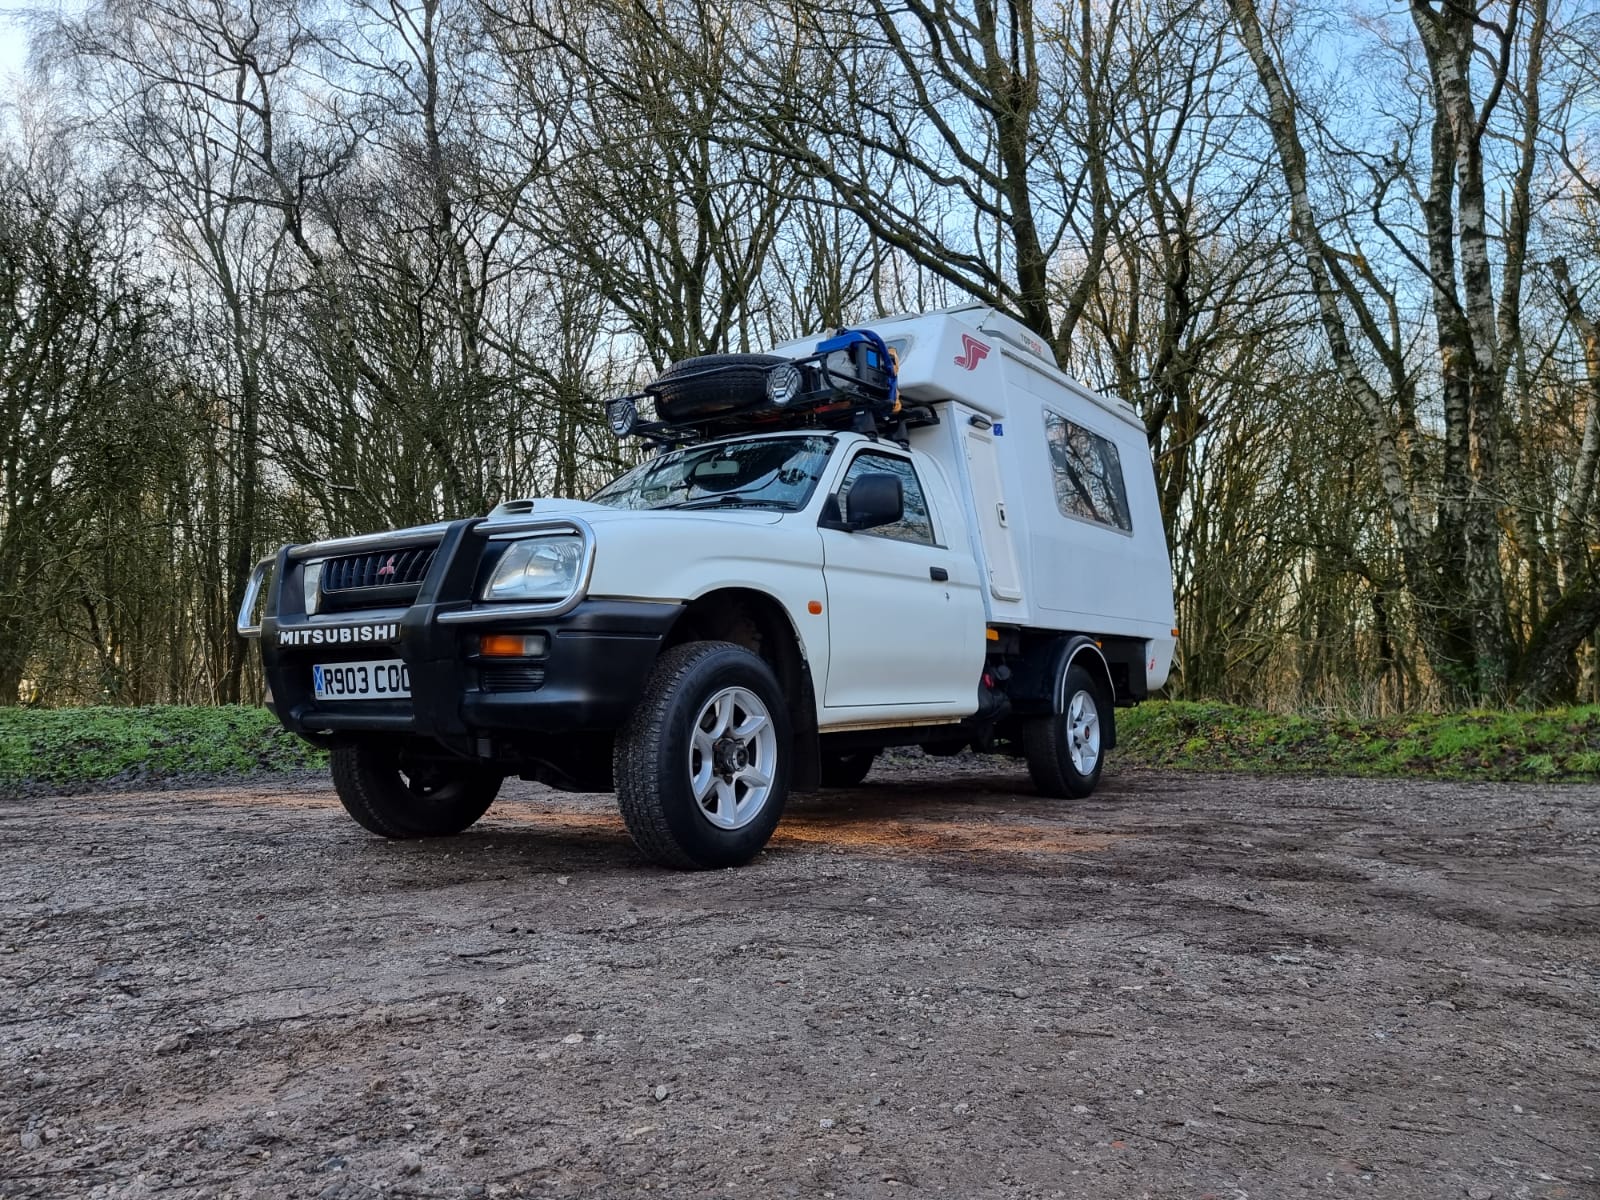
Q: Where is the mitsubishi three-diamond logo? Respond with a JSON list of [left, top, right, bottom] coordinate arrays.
[[954, 333, 990, 370]]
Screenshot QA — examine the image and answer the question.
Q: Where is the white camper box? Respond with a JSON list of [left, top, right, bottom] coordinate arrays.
[[777, 304, 1176, 688]]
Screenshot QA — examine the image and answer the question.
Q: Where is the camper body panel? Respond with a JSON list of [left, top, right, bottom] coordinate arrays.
[[888, 310, 1176, 690]]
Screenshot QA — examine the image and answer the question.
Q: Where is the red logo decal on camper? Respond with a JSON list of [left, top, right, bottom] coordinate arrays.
[[954, 334, 990, 370]]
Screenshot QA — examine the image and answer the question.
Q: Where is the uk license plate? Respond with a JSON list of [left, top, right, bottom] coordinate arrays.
[[313, 659, 411, 700]]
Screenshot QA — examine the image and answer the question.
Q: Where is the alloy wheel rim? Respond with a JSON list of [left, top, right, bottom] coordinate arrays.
[[1066, 689, 1101, 776], [689, 686, 778, 830]]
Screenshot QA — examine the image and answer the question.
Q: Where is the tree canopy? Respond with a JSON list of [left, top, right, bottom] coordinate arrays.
[[1, 0, 1598, 710]]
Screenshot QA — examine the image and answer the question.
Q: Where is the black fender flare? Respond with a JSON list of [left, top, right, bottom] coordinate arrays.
[[663, 586, 822, 792], [1046, 635, 1117, 751]]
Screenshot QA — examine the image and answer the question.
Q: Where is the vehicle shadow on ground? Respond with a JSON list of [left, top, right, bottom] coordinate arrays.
[[379, 770, 1136, 874]]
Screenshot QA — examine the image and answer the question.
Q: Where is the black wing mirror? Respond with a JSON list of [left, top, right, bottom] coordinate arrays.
[[842, 472, 903, 531]]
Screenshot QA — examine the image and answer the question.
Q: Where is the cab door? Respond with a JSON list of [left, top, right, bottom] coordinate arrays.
[[818, 448, 985, 718]]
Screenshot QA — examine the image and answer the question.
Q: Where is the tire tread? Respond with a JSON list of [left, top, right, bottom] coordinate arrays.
[[653, 354, 787, 422], [1023, 665, 1105, 799], [331, 744, 416, 838], [614, 640, 787, 869], [330, 743, 498, 839]]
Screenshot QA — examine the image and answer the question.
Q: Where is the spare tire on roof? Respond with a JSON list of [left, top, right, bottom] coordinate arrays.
[[651, 353, 789, 423]]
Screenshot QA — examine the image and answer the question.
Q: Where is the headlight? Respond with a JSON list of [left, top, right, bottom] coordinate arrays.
[[303, 562, 323, 615], [481, 535, 586, 602]]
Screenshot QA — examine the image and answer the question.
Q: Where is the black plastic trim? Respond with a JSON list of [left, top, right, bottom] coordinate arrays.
[[260, 525, 682, 752]]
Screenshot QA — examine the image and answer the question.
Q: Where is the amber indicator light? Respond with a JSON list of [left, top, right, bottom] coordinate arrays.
[[480, 633, 546, 658]]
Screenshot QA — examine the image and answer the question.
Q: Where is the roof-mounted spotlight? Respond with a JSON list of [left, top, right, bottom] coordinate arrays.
[[605, 396, 639, 437], [766, 362, 804, 407]]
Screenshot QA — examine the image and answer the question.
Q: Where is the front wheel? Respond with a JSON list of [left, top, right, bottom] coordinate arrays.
[[1022, 665, 1106, 798], [614, 641, 791, 869], [330, 743, 501, 838]]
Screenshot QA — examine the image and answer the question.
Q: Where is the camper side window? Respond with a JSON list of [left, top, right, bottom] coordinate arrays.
[[838, 452, 936, 544], [1045, 412, 1132, 533]]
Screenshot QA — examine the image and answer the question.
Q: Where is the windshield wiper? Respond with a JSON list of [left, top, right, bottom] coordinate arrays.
[[671, 492, 789, 511]]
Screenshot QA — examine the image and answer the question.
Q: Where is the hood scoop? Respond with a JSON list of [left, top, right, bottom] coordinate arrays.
[[490, 498, 537, 516]]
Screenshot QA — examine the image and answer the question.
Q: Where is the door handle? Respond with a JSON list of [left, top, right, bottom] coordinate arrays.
[[930, 566, 949, 582]]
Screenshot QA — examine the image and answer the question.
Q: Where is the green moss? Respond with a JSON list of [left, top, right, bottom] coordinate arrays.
[[1524, 753, 1558, 779], [1118, 701, 1600, 782], [0, 706, 324, 792], [1569, 749, 1600, 774]]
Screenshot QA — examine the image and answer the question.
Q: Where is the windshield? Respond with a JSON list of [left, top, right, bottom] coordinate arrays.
[[590, 435, 837, 512]]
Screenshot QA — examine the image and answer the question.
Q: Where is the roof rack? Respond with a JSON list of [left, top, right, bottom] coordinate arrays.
[[604, 329, 941, 449]]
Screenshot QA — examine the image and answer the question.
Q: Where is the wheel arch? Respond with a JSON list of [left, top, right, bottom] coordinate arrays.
[[661, 587, 821, 790], [1022, 633, 1116, 752], [1059, 638, 1117, 752]]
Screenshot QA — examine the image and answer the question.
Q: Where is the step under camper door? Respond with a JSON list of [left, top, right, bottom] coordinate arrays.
[[962, 424, 1024, 602]]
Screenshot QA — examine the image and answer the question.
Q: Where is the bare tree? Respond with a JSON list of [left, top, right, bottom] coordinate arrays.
[[0, 168, 164, 703], [1224, 0, 1582, 704]]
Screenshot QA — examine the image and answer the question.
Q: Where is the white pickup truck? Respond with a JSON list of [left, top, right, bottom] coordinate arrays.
[[240, 304, 1176, 869]]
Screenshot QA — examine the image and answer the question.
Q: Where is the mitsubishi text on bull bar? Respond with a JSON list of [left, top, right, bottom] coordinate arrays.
[[277, 624, 399, 647]]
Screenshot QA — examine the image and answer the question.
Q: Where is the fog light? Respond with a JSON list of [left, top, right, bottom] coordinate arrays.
[[480, 633, 549, 658]]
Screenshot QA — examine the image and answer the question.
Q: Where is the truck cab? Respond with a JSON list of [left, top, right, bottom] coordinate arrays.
[[240, 304, 1176, 869]]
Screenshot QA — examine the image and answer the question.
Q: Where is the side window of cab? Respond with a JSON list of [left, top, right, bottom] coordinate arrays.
[[836, 452, 937, 545]]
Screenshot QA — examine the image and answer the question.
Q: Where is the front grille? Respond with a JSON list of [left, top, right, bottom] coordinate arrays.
[[480, 665, 547, 693], [323, 547, 436, 593]]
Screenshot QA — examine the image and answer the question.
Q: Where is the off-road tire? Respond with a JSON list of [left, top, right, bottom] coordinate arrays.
[[330, 742, 501, 838], [614, 641, 791, 869], [651, 353, 788, 423], [820, 750, 877, 788], [1023, 665, 1106, 799]]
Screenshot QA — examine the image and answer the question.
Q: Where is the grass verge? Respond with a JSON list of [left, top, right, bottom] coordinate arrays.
[[0, 705, 325, 793], [1118, 701, 1600, 782], [3, 701, 1599, 793]]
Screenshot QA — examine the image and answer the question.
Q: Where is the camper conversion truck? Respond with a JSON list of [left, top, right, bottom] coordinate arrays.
[[240, 304, 1177, 868]]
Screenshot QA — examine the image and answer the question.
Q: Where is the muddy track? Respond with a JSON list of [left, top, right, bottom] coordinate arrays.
[[1, 760, 1596, 1199]]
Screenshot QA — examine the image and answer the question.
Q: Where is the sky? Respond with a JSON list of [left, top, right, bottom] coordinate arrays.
[[0, 3, 81, 91], [0, 11, 28, 84]]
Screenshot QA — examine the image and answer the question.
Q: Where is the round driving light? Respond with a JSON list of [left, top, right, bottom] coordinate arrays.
[[606, 397, 638, 436], [766, 363, 803, 407]]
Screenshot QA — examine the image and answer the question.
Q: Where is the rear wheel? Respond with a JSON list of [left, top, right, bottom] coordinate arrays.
[[330, 743, 501, 838], [614, 641, 791, 869], [1023, 665, 1106, 798], [819, 750, 877, 788]]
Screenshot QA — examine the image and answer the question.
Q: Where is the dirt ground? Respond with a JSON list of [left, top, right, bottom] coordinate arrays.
[[1, 757, 1596, 1200]]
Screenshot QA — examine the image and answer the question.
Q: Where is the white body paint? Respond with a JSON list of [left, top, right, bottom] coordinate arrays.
[[483, 304, 1177, 726]]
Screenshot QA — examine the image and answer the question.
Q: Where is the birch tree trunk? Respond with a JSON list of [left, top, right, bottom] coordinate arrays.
[[1226, 0, 1549, 704]]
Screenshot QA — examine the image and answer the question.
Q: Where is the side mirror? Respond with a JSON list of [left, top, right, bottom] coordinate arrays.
[[843, 472, 903, 531]]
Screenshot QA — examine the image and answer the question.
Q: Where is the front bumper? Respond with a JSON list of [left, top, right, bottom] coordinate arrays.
[[252, 517, 680, 753]]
